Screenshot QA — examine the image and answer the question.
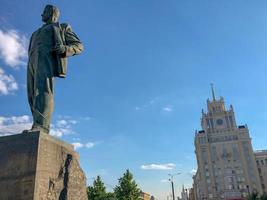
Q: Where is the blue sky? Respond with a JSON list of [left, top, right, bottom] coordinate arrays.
[[1, 0, 267, 199]]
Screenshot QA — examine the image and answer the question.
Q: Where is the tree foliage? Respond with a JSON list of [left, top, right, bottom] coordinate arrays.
[[260, 193, 267, 200], [114, 169, 142, 200], [247, 192, 259, 200], [246, 192, 267, 200], [87, 175, 112, 200]]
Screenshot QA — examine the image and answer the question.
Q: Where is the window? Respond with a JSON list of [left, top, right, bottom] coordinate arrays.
[[199, 137, 206, 144], [228, 177, 233, 182], [229, 116, 234, 127], [208, 186, 211, 192], [211, 146, 217, 161], [228, 184, 234, 190], [232, 143, 239, 161], [201, 149, 208, 162]]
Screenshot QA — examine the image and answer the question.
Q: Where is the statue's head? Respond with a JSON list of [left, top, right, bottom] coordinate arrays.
[[42, 5, 60, 24]]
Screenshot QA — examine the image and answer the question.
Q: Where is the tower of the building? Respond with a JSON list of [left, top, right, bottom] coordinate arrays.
[[193, 87, 262, 200]]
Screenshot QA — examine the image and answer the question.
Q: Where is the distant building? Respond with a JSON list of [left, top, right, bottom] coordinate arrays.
[[180, 185, 189, 200], [193, 87, 263, 199], [140, 191, 150, 200], [255, 150, 267, 193]]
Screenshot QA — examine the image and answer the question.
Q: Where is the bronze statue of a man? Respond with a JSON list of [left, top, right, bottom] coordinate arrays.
[[26, 5, 83, 134]]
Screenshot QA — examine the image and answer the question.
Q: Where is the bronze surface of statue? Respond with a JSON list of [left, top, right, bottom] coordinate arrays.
[[26, 5, 83, 134]]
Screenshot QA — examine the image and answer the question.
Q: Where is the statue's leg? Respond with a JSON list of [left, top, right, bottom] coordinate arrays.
[[27, 61, 35, 119], [29, 49, 56, 134], [32, 76, 54, 134]]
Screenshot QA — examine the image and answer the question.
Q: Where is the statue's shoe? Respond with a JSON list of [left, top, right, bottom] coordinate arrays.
[[22, 127, 49, 134]]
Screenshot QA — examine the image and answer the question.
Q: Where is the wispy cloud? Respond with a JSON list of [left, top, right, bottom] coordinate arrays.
[[50, 118, 77, 137], [71, 141, 96, 150], [162, 106, 173, 112], [85, 142, 95, 148], [190, 169, 197, 175], [0, 29, 28, 67], [141, 163, 176, 170], [0, 115, 77, 137], [0, 115, 31, 136], [160, 179, 169, 183], [134, 97, 159, 111], [83, 116, 92, 121], [72, 142, 84, 149], [0, 67, 18, 95]]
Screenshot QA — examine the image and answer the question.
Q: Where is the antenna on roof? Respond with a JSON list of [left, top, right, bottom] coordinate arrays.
[[210, 83, 216, 101]]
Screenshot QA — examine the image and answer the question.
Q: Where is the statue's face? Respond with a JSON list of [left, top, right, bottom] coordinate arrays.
[[41, 5, 59, 23], [41, 6, 52, 23]]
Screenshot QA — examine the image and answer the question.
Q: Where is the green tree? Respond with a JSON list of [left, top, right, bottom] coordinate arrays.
[[247, 192, 259, 200], [114, 169, 142, 200], [106, 192, 117, 200], [87, 175, 113, 200], [260, 193, 267, 200]]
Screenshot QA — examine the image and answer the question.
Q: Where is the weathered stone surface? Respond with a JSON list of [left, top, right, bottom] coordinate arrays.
[[0, 131, 88, 200]]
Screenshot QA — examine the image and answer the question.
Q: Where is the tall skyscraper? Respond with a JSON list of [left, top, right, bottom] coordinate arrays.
[[194, 87, 262, 200]]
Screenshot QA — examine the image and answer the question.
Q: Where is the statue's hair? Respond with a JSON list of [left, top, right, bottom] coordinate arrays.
[[45, 4, 60, 21]]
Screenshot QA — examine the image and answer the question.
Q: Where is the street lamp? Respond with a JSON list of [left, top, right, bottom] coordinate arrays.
[[246, 185, 250, 196], [168, 173, 181, 200]]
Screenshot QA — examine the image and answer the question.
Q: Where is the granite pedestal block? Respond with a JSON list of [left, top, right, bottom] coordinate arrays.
[[0, 131, 88, 200]]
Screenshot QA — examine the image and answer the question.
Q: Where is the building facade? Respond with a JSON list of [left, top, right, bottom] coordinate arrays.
[[255, 150, 267, 193], [194, 89, 262, 200], [180, 185, 189, 200], [140, 191, 150, 200], [189, 188, 195, 200]]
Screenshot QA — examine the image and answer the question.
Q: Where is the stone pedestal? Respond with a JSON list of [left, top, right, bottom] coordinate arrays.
[[0, 131, 88, 200]]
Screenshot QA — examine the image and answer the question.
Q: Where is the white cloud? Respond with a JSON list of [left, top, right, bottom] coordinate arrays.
[[0, 29, 28, 67], [50, 127, 72, 137], [141, 163, 176, 170], [0, 115, 77, 137], [0, 67, 18, 95], [50, 118, 79, 137], [190, 169, 197, 175], [160, 179, 169, 183], [72, 142, 84, 150], [134, 97, 159, 111], [85, 142, 95, 148], [83, 116, 91, 121], [0, 115, 31, 136], [162, 106, 173, 112], [71, 141, 96, 150], [57, 119, 68, 126]]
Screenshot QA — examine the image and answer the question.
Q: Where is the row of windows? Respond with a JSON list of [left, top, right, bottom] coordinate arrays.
[[256, 159, 267, 166], [209, 135, 238, 143]]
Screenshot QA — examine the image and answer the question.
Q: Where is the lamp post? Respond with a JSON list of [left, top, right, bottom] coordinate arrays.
[[168, 173, 181, 200], [246, 185, 250, 196]]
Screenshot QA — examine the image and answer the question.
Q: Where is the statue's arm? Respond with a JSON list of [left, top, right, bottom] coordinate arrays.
[[63, 24, 84, 57]]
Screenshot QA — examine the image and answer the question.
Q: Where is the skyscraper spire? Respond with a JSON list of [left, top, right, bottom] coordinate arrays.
[[211, 83, 216, 101]]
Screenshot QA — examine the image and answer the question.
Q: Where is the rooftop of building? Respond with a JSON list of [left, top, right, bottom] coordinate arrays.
[[254, 150, 267, 154]]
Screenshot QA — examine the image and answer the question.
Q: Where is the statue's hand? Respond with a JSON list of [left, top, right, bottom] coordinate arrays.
[[52, 44, 66, 54]]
